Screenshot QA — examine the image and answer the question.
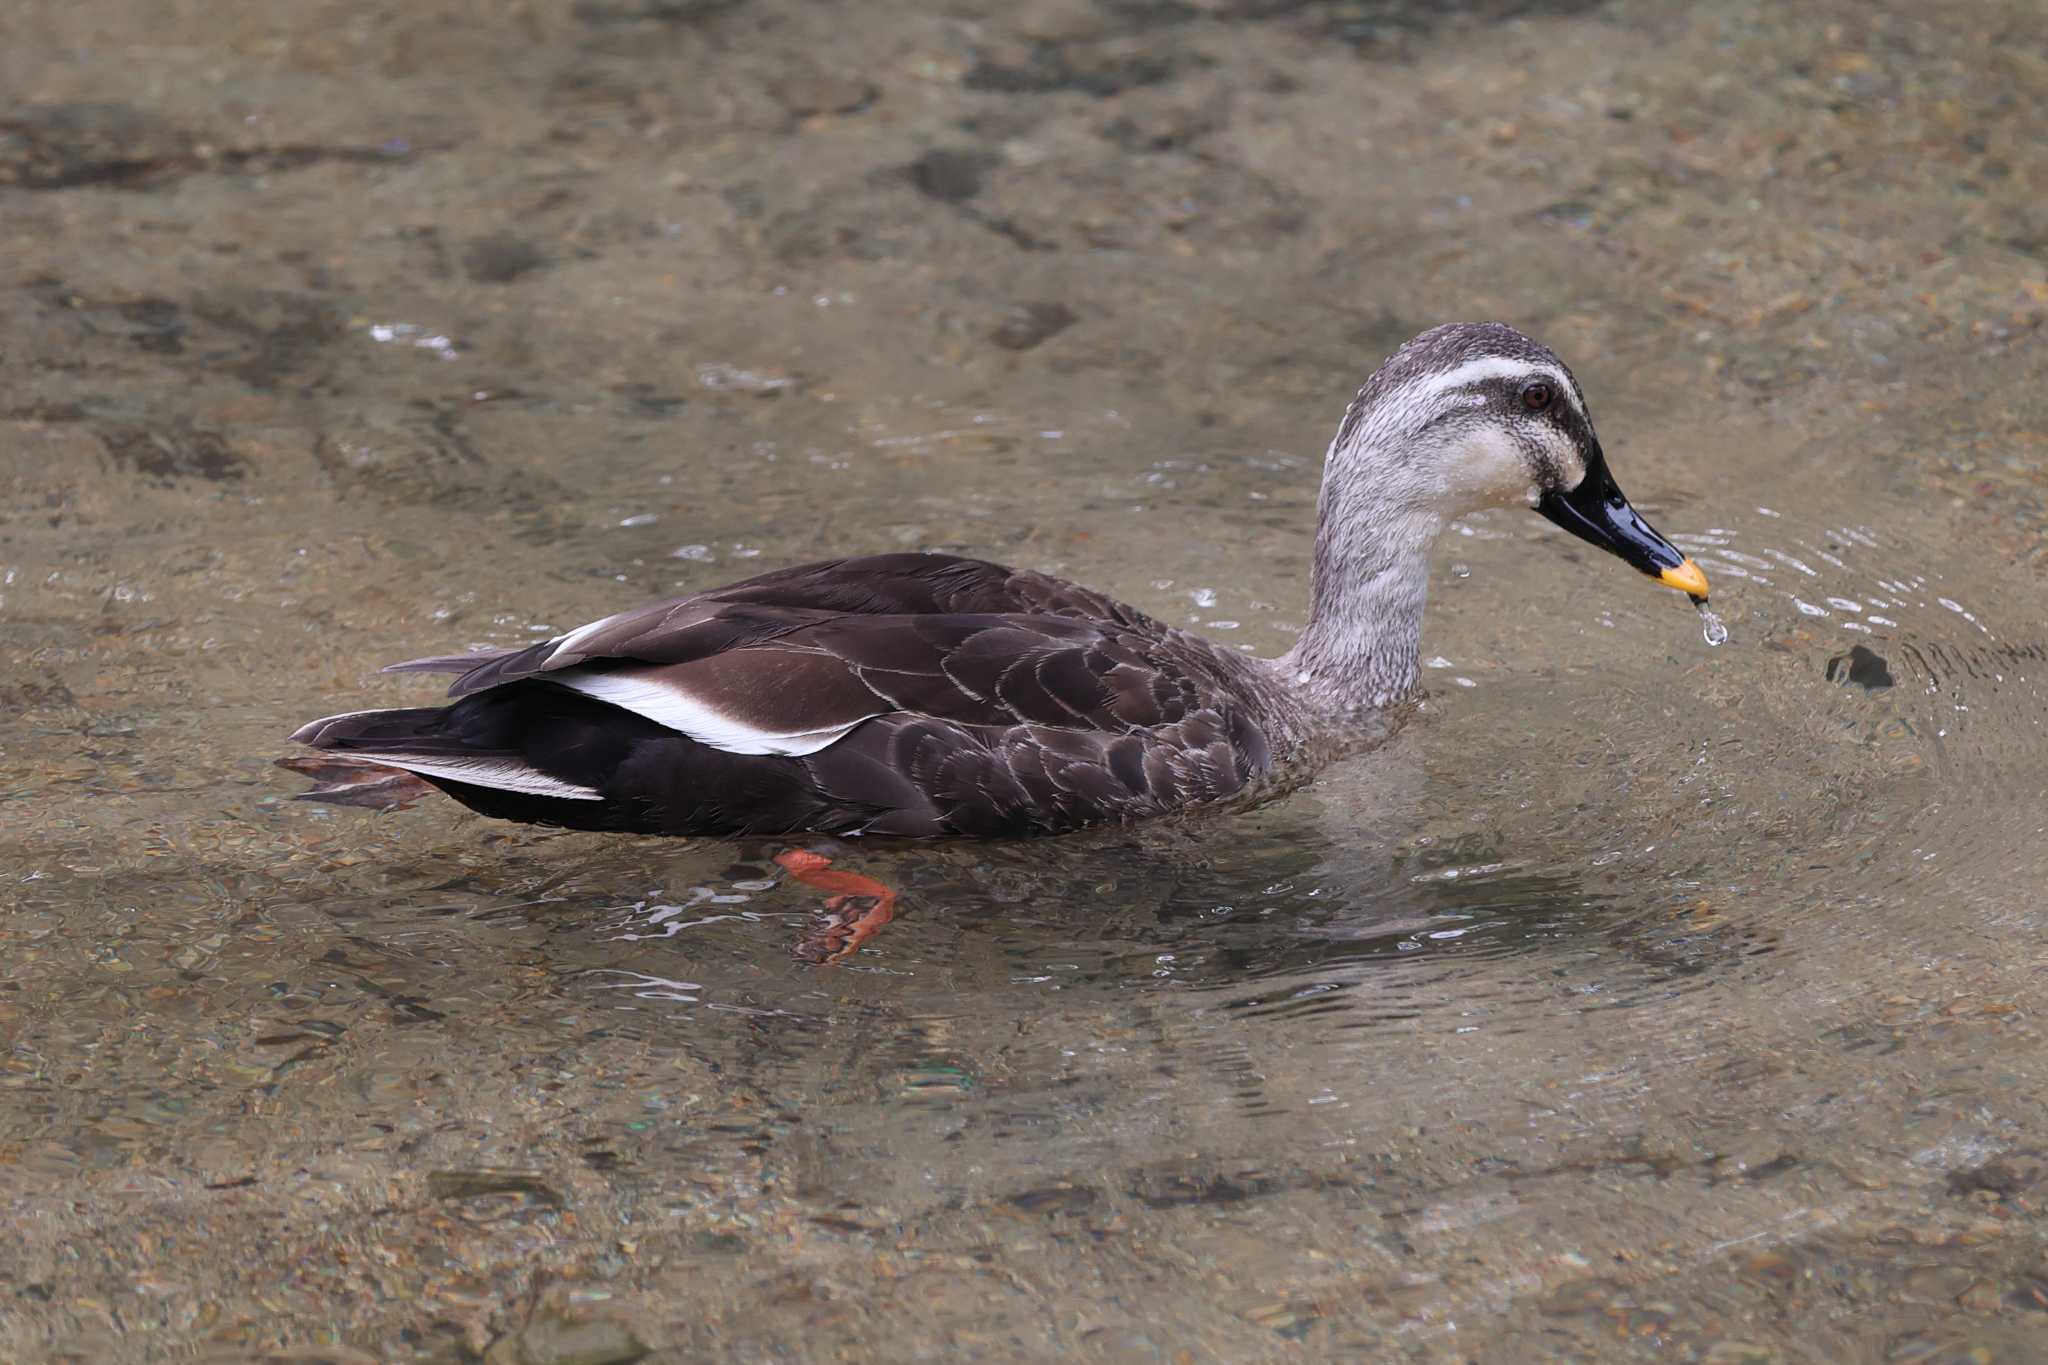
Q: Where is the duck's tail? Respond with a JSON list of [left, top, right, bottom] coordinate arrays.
[[279, 701, 606, 809]]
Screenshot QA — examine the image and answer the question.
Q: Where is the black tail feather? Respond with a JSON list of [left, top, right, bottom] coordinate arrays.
[[288, 705, 454, 749]]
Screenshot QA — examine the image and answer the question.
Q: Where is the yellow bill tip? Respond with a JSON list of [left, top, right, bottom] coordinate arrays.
[[1657, 557, 1710, 598]]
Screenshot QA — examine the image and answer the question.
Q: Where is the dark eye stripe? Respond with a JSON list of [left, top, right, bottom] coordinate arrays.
[[1464, 374, 1580, 417]]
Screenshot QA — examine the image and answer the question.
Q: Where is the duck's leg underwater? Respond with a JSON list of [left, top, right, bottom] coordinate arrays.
[[774, 849, 899, 964]]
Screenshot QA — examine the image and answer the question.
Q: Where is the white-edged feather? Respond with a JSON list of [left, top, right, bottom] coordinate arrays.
[[556, 669, 877, 756], [289, 707, 403, 746], [552, 610, 628, 659], [349, 754, 604, 800]]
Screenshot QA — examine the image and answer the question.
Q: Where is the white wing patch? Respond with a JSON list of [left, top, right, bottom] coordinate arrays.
[[556, 669, 878, 756], [353, 754, 604, 800]]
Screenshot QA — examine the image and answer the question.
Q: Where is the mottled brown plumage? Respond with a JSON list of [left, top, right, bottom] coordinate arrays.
[[293, 552, 1291, 837]]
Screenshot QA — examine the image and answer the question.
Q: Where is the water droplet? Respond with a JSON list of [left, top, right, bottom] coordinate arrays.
[[1693, 597, 1728, 647]]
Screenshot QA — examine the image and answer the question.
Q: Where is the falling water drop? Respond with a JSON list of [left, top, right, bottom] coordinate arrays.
[[1691, 596, 1728, 647]]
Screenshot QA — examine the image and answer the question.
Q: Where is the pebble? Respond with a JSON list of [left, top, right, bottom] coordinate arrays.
[[484, 1310, 650, 1365]]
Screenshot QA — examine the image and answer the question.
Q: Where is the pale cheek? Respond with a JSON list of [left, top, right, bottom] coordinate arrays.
[[1551, 436, 1587, 491], [1448, 428, 1539, 509]]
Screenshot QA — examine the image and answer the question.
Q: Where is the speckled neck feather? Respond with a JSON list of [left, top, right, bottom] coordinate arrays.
[[1279, 498, 1438, 713]]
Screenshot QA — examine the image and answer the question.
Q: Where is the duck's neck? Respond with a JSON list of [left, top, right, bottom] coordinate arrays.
[[1280, 485, 1442, 714]]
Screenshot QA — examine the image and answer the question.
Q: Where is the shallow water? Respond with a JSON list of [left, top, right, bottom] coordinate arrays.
[[6, 0, 2048, 1360]]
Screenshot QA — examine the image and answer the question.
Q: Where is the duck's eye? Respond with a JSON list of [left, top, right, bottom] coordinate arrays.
[[1521, 381, 1554, 412]]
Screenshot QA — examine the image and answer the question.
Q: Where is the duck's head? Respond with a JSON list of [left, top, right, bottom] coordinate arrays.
[[1332, 321, 1708, 599]]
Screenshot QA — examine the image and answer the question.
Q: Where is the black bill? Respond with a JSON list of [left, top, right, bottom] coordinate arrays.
[[1536, 443, 1709, 598]]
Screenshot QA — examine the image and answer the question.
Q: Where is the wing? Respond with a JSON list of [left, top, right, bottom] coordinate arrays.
[[381, 554, 1239, 753], [517, 610, 1230, 756], [387, 553, 1157, 696]]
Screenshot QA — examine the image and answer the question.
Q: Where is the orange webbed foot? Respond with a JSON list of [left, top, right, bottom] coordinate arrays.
[[775, 849, 899, 964]]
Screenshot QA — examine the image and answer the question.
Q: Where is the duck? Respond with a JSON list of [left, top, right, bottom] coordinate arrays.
[[284, 323, 1707, 949]]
